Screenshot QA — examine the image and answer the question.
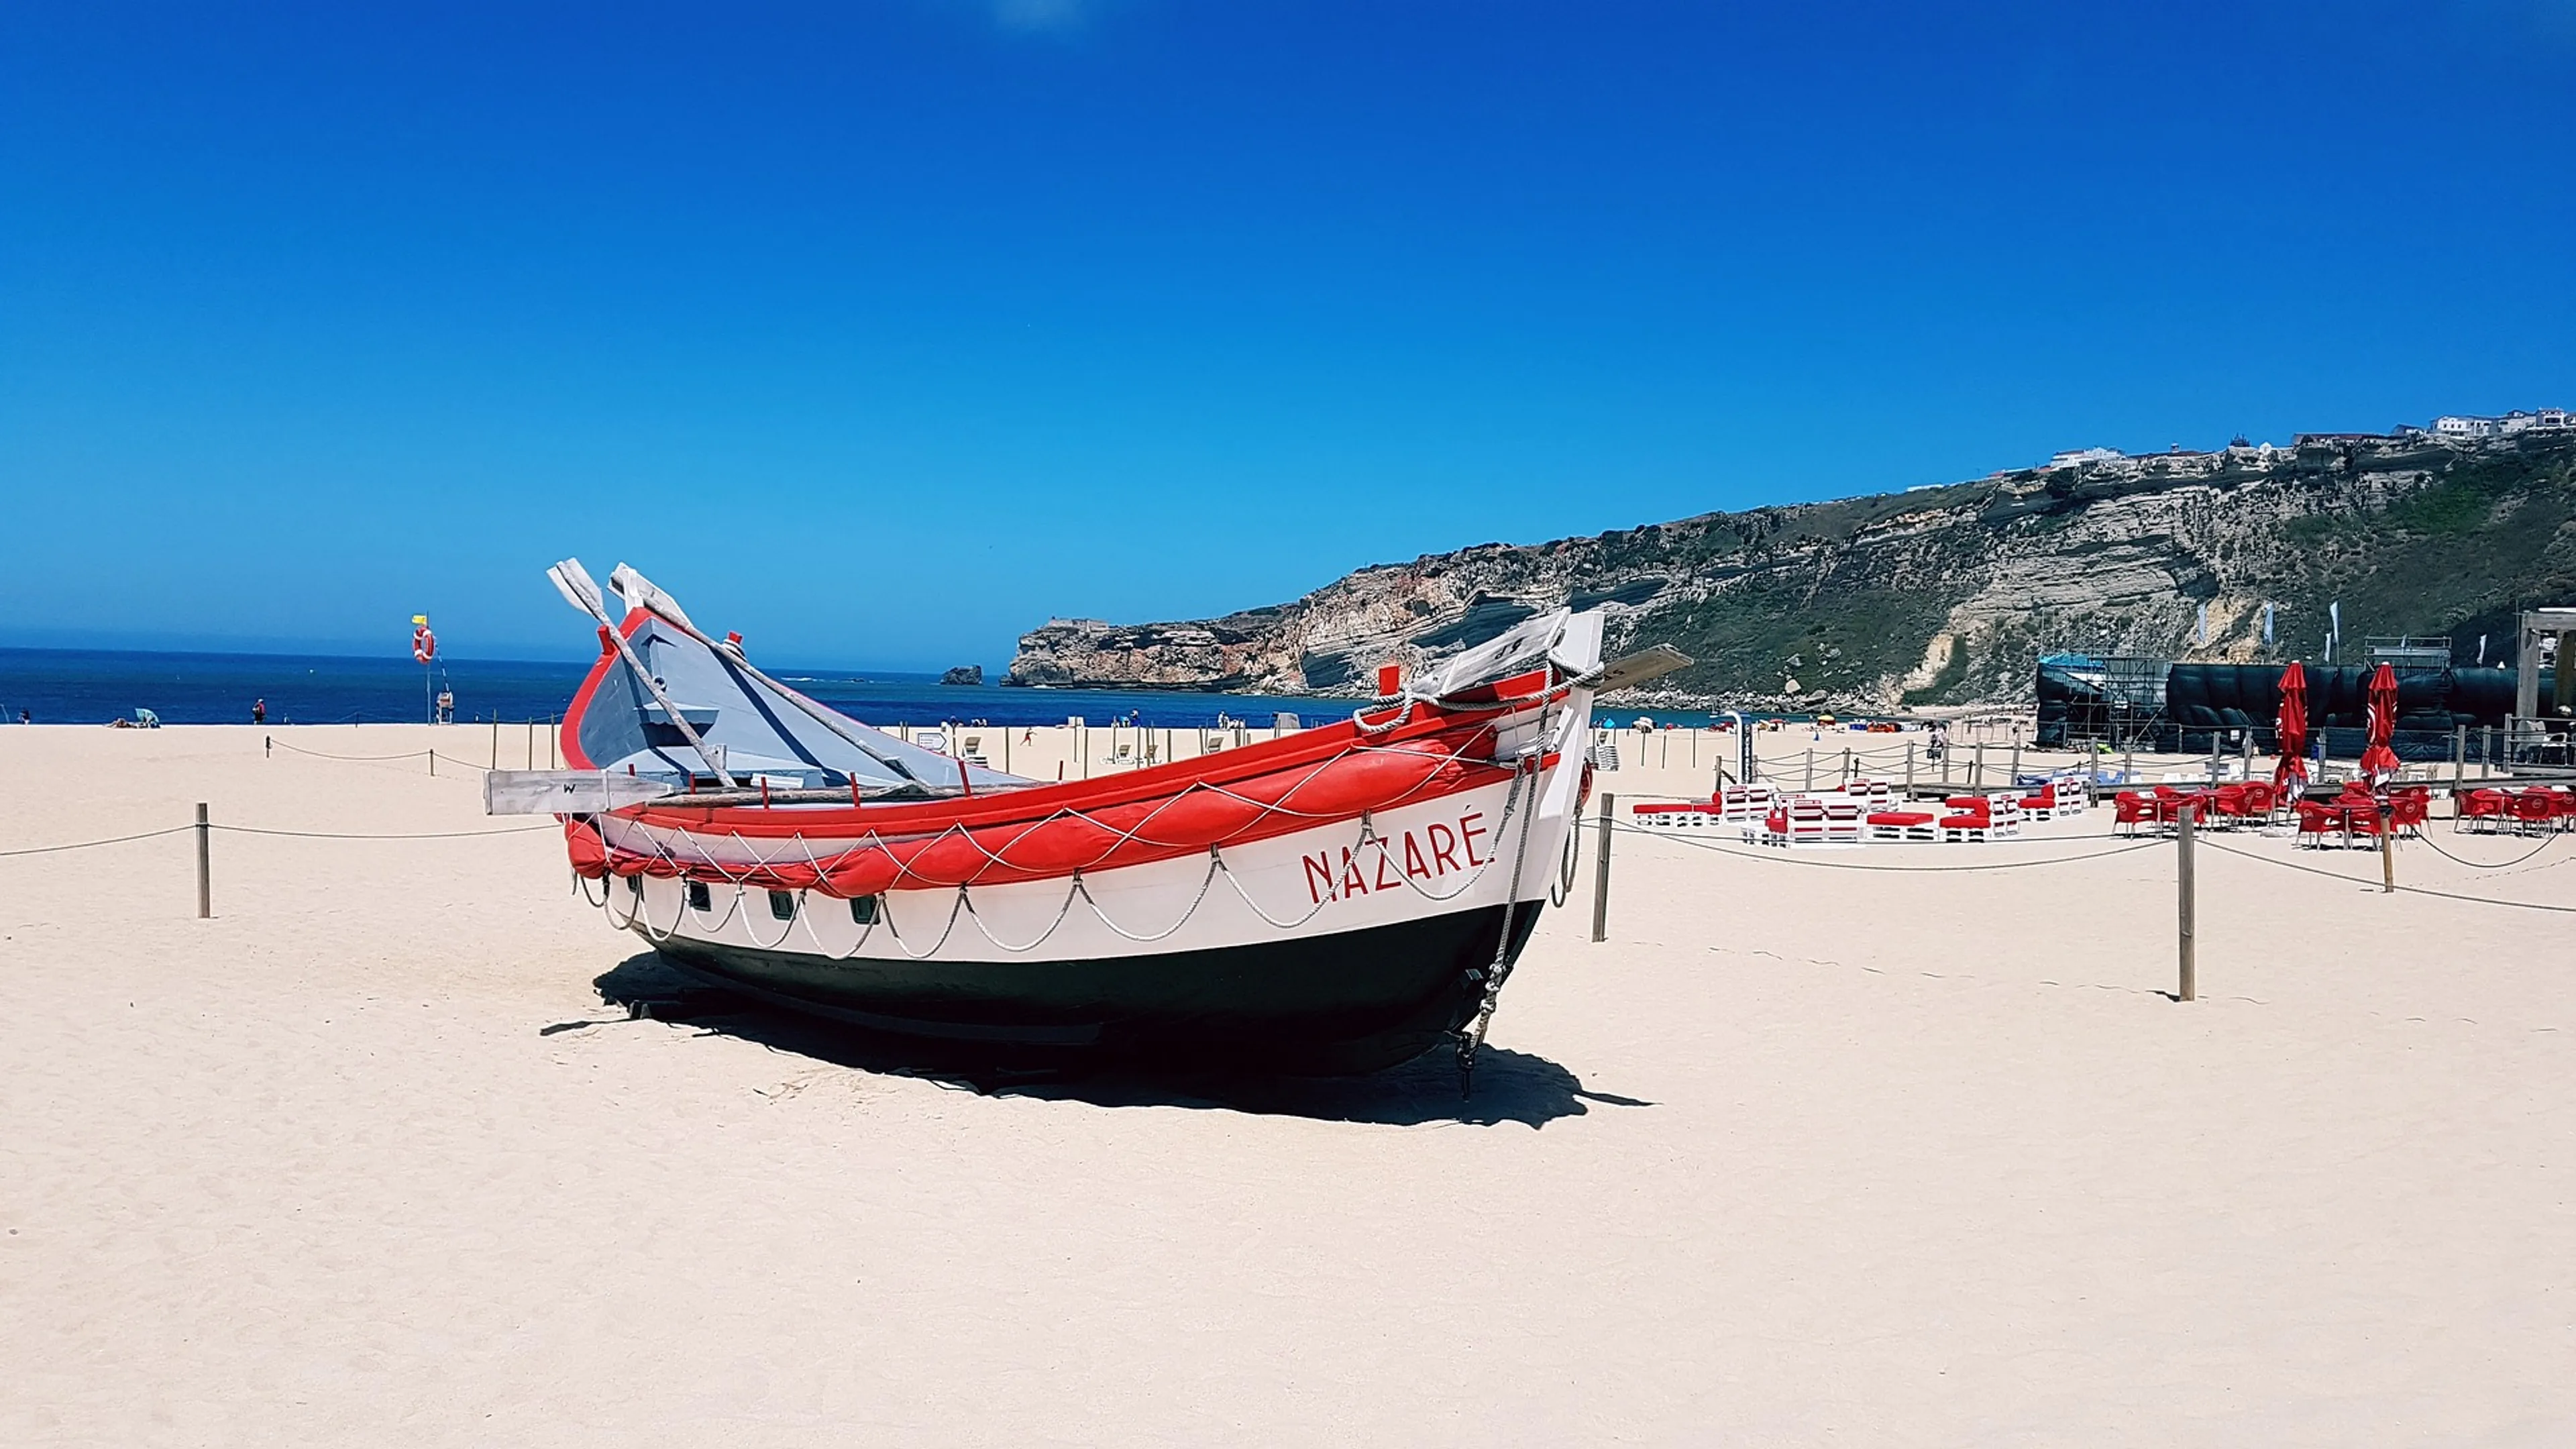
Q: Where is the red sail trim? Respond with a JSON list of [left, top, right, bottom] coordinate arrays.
[[557, 608, 651, 771]]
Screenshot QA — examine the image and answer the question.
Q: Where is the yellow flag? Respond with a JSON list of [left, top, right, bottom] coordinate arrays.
[[412, 614, 429, 626]]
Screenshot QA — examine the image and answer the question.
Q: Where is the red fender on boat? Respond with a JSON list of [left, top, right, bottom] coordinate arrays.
[[1124, 784, 1269, 850], [818, 847, 900, 898], [564, 819, 610, 879], [896, 828, 1000, 889], [979, 811, 1126, 877]]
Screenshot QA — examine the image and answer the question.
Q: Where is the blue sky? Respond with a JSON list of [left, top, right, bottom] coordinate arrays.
[[4, 1, 2571, 668]]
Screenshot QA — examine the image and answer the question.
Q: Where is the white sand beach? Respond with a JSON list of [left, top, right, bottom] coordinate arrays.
[[4, 722, 2571, 1445]]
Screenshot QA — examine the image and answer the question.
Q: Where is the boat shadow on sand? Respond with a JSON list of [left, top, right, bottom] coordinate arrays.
[[564, 953, 1650, 1129]]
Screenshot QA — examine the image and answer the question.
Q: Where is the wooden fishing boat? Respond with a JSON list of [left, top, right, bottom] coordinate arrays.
[[491, 561, 1680, 1077]]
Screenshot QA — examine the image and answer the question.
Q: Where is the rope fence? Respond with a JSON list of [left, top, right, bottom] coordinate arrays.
[[1609, 806, 2569, 905], [268, 738, 498, 775], [2195, 836, 2576, 916], [0, 825, 197, 859]]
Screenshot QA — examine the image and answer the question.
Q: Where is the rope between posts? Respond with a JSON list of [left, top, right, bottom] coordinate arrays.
[[269, 739, 498, 775], [0, 818, 554, 861], [2195, 837, 2576, 915], [270, 740, 439, 763], [1607, 819, 2162, 872], [211, 822, 559, 841], [2410, 828, 2565, 871], [0, 826, 196, 858]]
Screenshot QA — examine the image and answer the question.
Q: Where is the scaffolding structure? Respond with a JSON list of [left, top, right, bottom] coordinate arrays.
[[2098, 655, 2171, 750], [2363, 635, 2454, 670]]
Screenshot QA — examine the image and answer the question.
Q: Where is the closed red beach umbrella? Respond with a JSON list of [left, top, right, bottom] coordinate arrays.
[[2359, 662, 2401, 783], [2273, 661, 2309, 789]]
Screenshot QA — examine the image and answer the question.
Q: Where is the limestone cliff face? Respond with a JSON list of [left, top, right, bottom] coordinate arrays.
[[1006, 433, 2576, 708]]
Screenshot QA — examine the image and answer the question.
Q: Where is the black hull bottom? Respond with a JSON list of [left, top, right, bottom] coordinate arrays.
[[646, 902, 1547, 1075]]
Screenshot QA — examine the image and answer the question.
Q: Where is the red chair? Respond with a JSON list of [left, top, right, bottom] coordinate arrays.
[[2389, 790, 2430, 838], [2209, 784, 2256, 828], [2544, 788, 2576, 832], [2294, 800, 2338, 847], [2155, 792, 2208, 828], [2114, 792, 2156, 836], [2457, 788, 2511, 833], [1939, 801, 1995, 843], [2514, 792, 2561, 835]]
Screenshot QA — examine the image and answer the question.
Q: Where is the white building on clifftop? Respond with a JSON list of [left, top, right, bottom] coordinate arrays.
[[2435, 409, 2569, 438]]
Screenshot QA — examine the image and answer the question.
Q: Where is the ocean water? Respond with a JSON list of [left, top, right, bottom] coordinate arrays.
[[0, 646, 1749, 730], [0, 647, 1367, 730]]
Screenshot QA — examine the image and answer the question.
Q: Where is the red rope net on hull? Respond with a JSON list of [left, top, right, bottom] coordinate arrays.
[[563, 720, 1535, 897]]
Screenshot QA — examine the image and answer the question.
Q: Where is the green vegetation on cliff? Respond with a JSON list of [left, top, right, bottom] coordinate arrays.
[[1009, 433, 2576, 708]]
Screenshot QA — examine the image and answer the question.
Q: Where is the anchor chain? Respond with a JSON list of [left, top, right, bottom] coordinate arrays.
[[1456, 742, 1547, 1097]]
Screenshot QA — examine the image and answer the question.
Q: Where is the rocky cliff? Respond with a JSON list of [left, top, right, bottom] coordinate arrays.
[[1006, 433, 2576, 708]]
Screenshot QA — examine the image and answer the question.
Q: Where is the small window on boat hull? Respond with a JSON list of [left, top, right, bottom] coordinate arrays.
[[686, 881, 711, 912], [768, 890, 797, 922], [849, 896, 879, 926]]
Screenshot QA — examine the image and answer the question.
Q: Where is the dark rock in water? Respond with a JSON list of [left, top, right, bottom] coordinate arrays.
[[941, 664, 984, 687]]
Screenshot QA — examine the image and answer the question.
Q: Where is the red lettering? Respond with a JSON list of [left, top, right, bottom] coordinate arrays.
[[1428, 822, 1462, 873], [1340, 846, 1370, 897], [1460, 811, 1489, 867], [1303, 852, 1338, 905], [1402, 833, 1432, 880], [1374, 843, 1401, 892]]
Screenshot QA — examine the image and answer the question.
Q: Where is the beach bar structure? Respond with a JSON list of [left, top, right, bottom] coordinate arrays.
[[2037, 653, 2547, 765], [2515, 606, 2576, 723]]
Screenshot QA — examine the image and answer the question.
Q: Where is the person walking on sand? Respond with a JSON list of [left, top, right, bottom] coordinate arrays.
[[253, 698, 266, 725]]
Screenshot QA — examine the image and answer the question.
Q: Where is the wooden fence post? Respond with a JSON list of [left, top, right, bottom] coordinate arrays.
[[2176, 801, 2197, 1002], [1591, 792, 1615, 943], [2380, 804, 2397, 894], [195, 804, 211, 920]]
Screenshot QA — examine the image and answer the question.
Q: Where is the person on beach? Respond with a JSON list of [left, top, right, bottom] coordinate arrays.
[[253, 698, 266, 725], [435, 687, 454, 725], [17, 708, 28, 724]]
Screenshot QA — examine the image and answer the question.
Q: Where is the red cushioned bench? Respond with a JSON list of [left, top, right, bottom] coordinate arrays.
[[1866, 810, 1937, 843]]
